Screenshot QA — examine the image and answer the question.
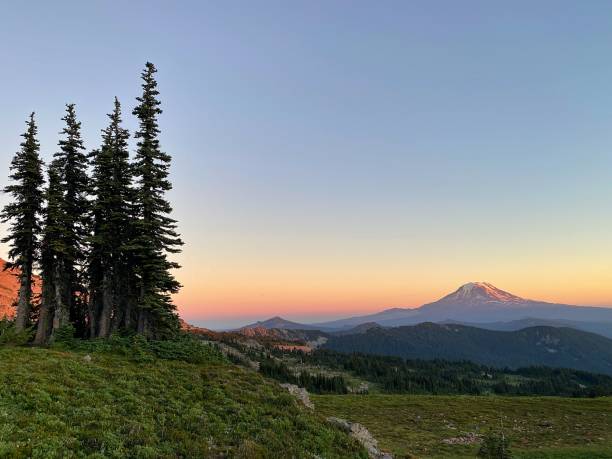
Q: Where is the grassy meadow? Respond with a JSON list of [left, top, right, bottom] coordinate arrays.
[[313, 394, 612, 458], [0, 346, 367, 458]]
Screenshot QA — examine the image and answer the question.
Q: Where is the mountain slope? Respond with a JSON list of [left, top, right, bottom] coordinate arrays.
[[0, 346, 367, 457], [0, 258, 42, 319], [0, 258, 41, 320], [445, 317, 612, 339], [0, 260, 19, 319], [324, 323, 612, 375], [312, 308, 419, 330]]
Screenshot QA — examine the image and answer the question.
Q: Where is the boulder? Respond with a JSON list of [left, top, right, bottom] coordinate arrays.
[[280, 383, 314, 409], [327, 417, 393, 459]]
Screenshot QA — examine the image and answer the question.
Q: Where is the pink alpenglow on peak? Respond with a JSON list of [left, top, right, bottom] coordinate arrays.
[[437, 282, 528, 305]]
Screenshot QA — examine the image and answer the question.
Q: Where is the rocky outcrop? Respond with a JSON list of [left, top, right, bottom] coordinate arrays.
[[280, 383, 314, 409], [348, 382, 369, 394], [0, 259, 41, 320], [179, 319, 215, 336], [441, 432, 481, 445], [327, 417, 393, 459]]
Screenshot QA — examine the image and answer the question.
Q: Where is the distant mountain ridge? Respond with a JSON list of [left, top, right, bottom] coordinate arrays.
[[240, 282, 612, 337], [238, 316, 322, 331], [443, 317, 612, 339], [323, 322, 612, 375]]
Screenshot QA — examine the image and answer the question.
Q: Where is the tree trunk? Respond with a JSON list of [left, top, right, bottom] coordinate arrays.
[[86, 292, 97, 339], [14, 259, 32, 332], [123, 298, 133, 330], [137, 309, 148, 336], [52, 261, 69, 336], [34, 275, 54, 345], [110, 285, 124, 334], [97, 273, 113, 338], [122, 279, 133, 330]]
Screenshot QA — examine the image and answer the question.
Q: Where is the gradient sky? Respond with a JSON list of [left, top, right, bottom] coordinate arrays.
[[3, 1, 612, 328]]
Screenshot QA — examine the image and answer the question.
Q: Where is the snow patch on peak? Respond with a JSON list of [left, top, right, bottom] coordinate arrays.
[[442, 282, 526, 304]]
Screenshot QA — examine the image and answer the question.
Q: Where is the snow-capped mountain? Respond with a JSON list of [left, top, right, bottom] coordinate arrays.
[[238, 282, 612, 335], [435, 282, 528, 305]]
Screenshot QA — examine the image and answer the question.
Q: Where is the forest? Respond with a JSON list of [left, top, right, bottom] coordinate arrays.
[[1, 62, 182, 344], [264, 348, 612, 397]]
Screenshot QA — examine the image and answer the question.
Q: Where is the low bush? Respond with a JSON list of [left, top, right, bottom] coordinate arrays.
[[51, 330, 225, 364], [0, 318, 34, 345], [478, 429, 513, 458]]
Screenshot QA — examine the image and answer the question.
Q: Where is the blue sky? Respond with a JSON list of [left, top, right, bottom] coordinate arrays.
[[3, 1, 612, 328]]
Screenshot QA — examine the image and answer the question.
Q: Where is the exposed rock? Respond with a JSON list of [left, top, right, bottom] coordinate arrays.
[[274, 344, 313, 353], [327, 417, 351, 431], [349, 382, 369, 394], [179, 319, 213, 336], [327, 417, 393, 459], [306, 336, 328, 348], [83, 355, 92, 362], [441, 432, 482, 445], [0, 258, 42, 320], [280, 383, 314, 409]]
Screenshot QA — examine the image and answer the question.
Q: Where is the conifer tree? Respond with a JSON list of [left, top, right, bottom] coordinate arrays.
[[0, 113, 44, 331], [88, 98, 132, 337], [34, 161, 65, 344], [131, 62, 183, 337], [52, 104, 90, 336]]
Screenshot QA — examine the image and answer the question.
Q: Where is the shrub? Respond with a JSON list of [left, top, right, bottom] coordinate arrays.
[[0, 318, 34, 345], [51, 332, 225, 365], [477, 429, 512, 458], [52, 324, 77, 346]]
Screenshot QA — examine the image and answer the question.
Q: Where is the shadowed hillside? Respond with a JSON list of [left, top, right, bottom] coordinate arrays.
[[324, 322, 612, 375]]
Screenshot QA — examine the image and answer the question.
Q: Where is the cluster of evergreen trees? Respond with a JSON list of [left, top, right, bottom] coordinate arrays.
[[258, 356, 349, 394], [292, 350, 612, 397], [1, 63, 183, 343]]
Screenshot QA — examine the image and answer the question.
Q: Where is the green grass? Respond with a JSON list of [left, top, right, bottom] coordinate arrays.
[[0, 346, 367, 458], [312, 394, 612, 458]]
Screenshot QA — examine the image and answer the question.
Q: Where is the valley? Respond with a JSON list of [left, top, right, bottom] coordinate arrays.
[[186, 325, 612, 457]]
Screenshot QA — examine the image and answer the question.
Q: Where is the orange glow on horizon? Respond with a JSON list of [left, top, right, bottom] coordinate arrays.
[[172, 261, 612, 325]]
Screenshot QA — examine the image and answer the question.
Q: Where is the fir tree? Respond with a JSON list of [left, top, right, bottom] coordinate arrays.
[[131, 62, 183, 337], [0, 113, 45, 331], [52, 104, 90, 336], [88, 98, 132, 337], [34, 160, 66, 344]]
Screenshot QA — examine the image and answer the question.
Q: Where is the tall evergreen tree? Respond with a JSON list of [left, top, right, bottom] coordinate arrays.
[[0, 113, 44, 331], [131, 62, 183, 337], [88, 97, 132, 337], [34, 160, 66, 344], [52, 104, 90, 336]]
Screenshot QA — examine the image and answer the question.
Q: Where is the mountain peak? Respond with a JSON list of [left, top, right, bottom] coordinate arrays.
[[239, 316, 319, 331], [440, 282, 526, 304]]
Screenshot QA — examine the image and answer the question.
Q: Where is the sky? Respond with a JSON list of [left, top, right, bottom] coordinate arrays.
[[3, 1, 612, 329]]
